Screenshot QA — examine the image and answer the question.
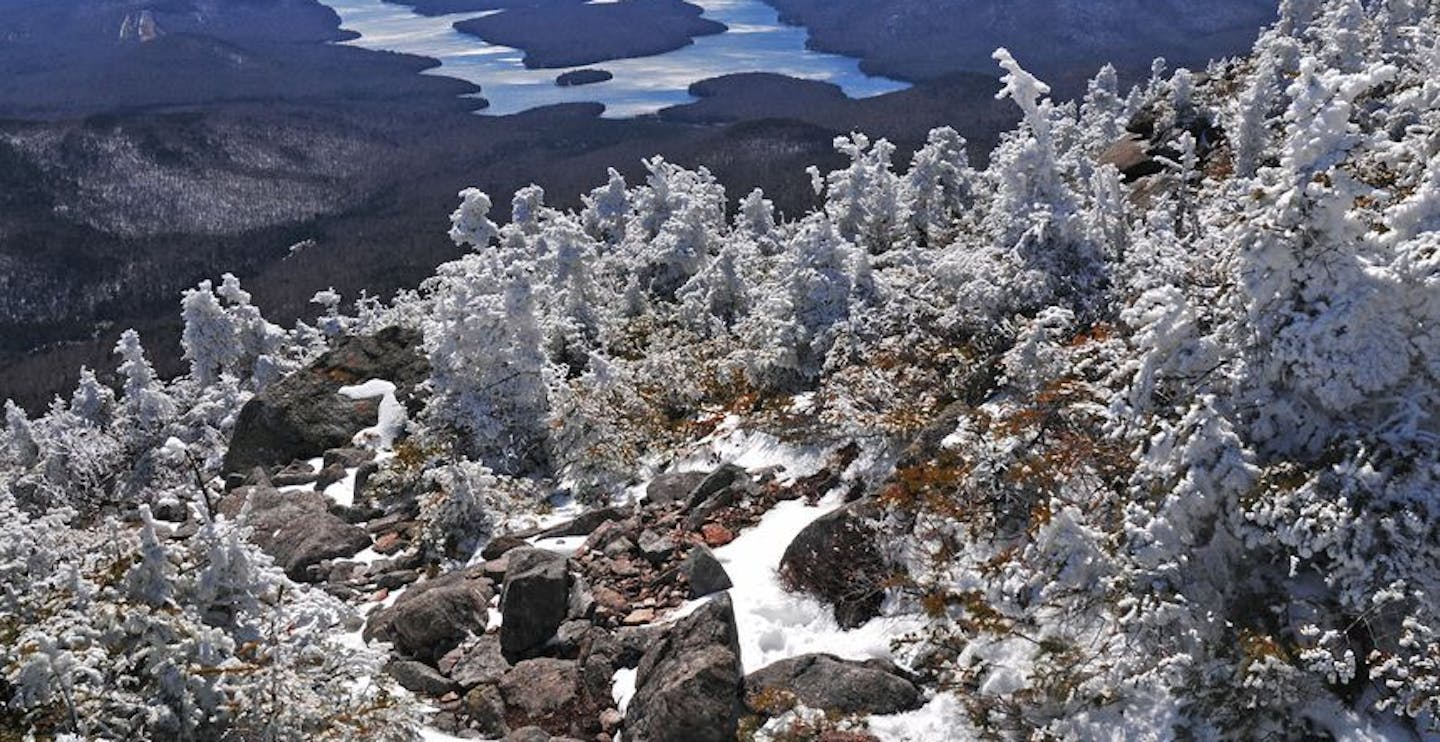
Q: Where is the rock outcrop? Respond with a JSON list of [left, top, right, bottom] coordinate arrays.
[[500, 548, 572, 661], [624, 595, 744, 742], [216, 484, 370, 581], [223, 327, 427, 475]]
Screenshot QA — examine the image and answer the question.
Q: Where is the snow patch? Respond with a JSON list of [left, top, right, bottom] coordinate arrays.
[[868, 693, 971, 741], [339, 379, 407, 449], [321, 466, 361, 508], [612, 667, 638, 714], [529, 535, 586, 556], [709, 492, 923, 672], [673, 425, 830, 484]]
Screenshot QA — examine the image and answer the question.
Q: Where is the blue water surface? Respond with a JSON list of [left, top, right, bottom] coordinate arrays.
[[320, 0, 910, 116]]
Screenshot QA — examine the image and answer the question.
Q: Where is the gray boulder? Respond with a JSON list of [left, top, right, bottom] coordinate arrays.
[[482, 533, 530, 560], [500, 548, 571, 661], [324, 446, 376, 469], [364, 566, 494, 663], [624, 595, 743, 742], [313, 462, 347, 491], [271, 460, 318, 486], [744, 653, 921, 716], [685, 465, 751, 528], [385, 658, 456, 697], [686, 464, 746, 508], [222, 327, 427, 474], [637, 529, 676, 564], [534, 506, 628, 539]]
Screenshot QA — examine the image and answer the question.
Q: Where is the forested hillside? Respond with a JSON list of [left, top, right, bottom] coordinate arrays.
[[3, 1, 1439, 739], [762, 0, 1277, 83]]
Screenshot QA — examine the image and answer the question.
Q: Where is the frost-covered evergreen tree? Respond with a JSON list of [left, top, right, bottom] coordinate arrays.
[[738, 216, 858, 387], [624, 156, 727, 299], [421, 247, 553, 472], [904, 127, 975, 249], [819, 133, 913, 255], [114, 329, 176, 437]]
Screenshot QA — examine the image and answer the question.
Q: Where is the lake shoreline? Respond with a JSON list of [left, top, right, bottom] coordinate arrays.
[[319, 0, 909, 117]]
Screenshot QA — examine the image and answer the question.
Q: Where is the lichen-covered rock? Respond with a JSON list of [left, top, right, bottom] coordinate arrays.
[[778, 500, 891, 628], [743, 654, 921, 716]]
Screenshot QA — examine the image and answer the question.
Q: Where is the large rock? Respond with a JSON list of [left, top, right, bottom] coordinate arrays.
[[778, 501, 891, 629], [686, 464, 746, 508], [482, 534, 530, 560], [364, 566, 494, 663], [217, 485, 370, 581], [500, 548, 572, 661], [223, 327, 427, 474], [1099, 133, 1163, 182], [534, 506, 629, 539], [743, 654, 921, 716], [624, 595, 743, 742]]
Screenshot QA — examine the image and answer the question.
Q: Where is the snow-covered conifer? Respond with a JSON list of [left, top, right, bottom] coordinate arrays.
[[904, 127, 974, 248], [181, 279, 240, 387], [1078, 64, 1125, 155], [449, 187, 500, 249], [68, 367, 114, 427], [422, 252, 552, 472], [819, 133, 912, 254], [625, 157, 726, 299], [113, 329, 175, 435], [3, 399, 39, 469], [581, 167, 630, 244]]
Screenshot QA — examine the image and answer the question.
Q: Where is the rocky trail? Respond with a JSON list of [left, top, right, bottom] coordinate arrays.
[[152, 329, 956, 741]]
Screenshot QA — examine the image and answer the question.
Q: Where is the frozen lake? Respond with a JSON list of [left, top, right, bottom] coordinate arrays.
[[320, 0, 910, 117]]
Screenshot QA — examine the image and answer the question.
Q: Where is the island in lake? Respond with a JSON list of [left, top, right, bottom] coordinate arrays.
[[556, 68, 613, 86]]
